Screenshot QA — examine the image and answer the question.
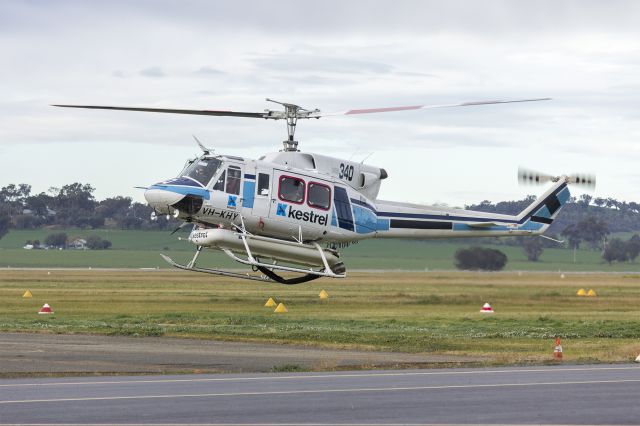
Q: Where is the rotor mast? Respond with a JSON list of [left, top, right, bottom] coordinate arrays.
[[265, 98, 319, 152]]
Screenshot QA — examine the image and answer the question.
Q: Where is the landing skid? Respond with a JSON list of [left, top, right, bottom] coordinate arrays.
[[160, 251, 329, 285], [160, 253, 270, 282]]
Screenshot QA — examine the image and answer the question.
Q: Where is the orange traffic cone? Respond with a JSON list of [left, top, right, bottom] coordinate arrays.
[[553, 337, 563, 359]]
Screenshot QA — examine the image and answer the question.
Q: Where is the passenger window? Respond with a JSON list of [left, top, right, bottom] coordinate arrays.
[[213, 170, 225, 191], [257, 173, 270, 196], [226, 167, 241, 195], [308, 182, 331, 210], [278, 176, 305, 203]]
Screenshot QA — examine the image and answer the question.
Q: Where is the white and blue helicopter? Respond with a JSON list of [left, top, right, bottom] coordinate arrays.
[[54, 99, 594, 284]]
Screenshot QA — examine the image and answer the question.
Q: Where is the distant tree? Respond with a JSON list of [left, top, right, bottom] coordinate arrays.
[[466, 195, 535, 215], [626, 234, 640, 262], [44, 232, 68, 248], [96, 196, 132, 219], [578, 194, 593, 208], [0, 213, 10, 240], [26, 192, 54, 217], [579, 216, 609, 250], [86, 235, 112, 250], [593, 197, 606, 207], [561, 224, 582, 249], [52, 183, 97, 226], [455, 247, 507, 271], [602, 238, 628, 264], [523, 238, 543, 261]]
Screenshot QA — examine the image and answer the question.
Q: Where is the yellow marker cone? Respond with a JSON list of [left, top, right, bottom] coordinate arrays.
[[22, 290, 33, 298], [577, 288, 587, 296], [587, 289, 597, 297], [264, 297, 277, 307], [274, 302, 288, 313], [319, 289, 329, 299]]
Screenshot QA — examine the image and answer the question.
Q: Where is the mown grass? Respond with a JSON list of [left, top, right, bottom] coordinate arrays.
[[2, 228, 639, 271], [1, 270, 639, 365]]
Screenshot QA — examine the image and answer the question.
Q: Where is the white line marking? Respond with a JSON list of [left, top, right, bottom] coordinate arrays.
[[0, 365, 637, 388], [0, 424, 618, 426], [1, 378, 639, 405]]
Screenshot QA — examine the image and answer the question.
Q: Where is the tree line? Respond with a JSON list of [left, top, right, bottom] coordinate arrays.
[[0, 182, 177, 232]]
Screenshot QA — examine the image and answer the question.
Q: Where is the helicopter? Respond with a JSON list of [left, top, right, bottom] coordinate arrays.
[[53, 98, 594, 284]]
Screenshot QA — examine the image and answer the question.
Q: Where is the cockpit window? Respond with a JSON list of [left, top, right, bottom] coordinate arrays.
[[182, 157, 222, 186]]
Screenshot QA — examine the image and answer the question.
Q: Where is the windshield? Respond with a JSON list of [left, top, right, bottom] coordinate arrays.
[[182, 157, 223, 186]]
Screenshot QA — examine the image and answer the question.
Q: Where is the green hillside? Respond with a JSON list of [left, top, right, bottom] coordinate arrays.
[[1, 229, 638, 271]]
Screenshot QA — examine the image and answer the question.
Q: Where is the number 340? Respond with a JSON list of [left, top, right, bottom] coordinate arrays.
[[339, 163, 354, 181]]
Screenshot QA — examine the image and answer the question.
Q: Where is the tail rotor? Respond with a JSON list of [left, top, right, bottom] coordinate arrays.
[[518, 167, 596, 190]]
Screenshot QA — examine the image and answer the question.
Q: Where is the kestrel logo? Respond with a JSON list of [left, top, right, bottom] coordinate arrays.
[[276, 202, 328, 225], [227, 195, 237, 208]]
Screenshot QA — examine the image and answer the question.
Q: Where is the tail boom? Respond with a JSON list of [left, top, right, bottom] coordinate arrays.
[[371, 178, 570, 239]]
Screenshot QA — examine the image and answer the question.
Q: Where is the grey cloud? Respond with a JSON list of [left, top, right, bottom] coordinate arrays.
[[140, 67, 165, 78], [194, 66, 224, 76]]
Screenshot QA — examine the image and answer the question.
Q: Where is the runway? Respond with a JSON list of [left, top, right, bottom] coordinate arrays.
[[1, 364, 640, 425], [0, 333, 481, 375]]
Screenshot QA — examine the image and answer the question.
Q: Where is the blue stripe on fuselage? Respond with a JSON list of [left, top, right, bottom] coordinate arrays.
[[149, 184, 210, 200], [242, 181, 255, 208], [376, 218, 390, 231], [352, 205, 377, 234]]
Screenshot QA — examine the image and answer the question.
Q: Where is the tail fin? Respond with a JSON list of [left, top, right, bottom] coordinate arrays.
[[516, 177, 571, 233]]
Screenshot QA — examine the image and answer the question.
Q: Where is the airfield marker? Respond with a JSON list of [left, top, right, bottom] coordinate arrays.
[[480, 303, 494, 314], [577, 288, 587, 296], [274, 303, 288, 313], [22, 290, 33, 298], [264, 297, 277, 307], [587, 289, 597, 297], [553, 338, 563, 360], [38, 304, 54, 315], [319, 289, 329, 300]]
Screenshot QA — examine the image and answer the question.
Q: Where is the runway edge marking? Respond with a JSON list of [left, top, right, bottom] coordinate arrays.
[[2, 378, 640, 405]]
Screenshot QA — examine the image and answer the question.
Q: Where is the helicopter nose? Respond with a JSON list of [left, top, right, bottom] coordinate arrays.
[[144, 186, 185, 213]]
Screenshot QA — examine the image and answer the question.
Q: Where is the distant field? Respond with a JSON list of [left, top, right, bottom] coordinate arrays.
[[1, 229, 639, 271], [1, 270, 639, 366]]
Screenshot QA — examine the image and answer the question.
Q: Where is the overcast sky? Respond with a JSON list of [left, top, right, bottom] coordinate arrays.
[[1, 0, 639, 207]]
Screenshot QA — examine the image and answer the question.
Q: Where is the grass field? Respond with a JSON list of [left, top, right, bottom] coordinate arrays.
[[1, 229, 639, 271], [1, 269, 639, 366]]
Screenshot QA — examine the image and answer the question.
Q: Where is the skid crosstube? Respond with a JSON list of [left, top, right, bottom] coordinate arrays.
[[160, 253, 331, 285]]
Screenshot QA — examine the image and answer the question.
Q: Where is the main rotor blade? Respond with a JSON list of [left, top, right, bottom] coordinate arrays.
[[52, 104, 267, 119], [319, 98, 551, 117]]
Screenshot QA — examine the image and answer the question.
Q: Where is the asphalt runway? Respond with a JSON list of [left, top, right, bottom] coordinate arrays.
[[0, 333, 482, 376], [1, 364, 640, 425]]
